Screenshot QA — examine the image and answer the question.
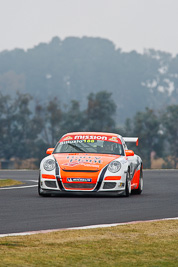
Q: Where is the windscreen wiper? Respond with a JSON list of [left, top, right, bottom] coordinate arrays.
[[68, 143, 86, 153]]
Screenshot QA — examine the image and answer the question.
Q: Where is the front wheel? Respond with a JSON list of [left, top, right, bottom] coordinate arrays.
[[38, 176, 44, 196], [124, 171, 131, 197], [38, 175, 51, 197]]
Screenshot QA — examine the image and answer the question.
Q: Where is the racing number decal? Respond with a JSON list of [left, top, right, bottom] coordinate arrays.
[[83, 140, 95, 143]]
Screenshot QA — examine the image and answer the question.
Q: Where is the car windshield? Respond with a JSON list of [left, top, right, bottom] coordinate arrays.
[[53, 139, 124, 155]]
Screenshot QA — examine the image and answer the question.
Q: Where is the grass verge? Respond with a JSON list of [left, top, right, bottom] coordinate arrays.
[[0, 220, 178, 266], [0, 179, 23, 187]]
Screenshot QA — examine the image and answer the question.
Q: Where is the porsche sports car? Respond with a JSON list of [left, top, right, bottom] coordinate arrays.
[[38, 132, 143, 197]]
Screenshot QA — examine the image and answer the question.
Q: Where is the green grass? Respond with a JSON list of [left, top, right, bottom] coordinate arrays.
[[0, 179, 23, 187], [0, 220, 178, 266]]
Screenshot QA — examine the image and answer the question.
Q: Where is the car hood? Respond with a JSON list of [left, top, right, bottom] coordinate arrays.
[[53, 153, 120, 171]]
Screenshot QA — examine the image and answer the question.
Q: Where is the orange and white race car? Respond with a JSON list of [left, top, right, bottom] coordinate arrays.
[[38, 132, 143, 197]]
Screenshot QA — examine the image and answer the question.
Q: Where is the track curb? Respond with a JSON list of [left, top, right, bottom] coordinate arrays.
[[1, 217, 178, 238]]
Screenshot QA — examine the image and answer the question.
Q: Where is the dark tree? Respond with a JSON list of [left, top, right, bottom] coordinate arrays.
[[85, 91, 116, 132], [124, 108, 164, 168], [162, 105, 178, 168]]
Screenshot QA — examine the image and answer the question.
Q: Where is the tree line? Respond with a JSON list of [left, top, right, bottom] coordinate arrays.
[[0, 36, 178, 124], [0, 91, 177, 169]]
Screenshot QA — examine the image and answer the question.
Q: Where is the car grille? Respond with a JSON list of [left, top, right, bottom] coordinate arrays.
[[103, 182, 116, 189], [63, 183, 96, 189], [45, 181, 57, 188]]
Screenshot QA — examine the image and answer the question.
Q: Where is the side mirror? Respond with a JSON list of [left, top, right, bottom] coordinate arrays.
[[46, 148, 54, 155], [125, 150, 134, 157]]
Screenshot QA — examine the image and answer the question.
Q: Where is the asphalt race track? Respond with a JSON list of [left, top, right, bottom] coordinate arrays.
[[0, 170, 178, 235]]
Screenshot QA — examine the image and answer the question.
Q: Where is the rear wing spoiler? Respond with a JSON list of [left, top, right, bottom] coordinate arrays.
[[123, 137, 139, 146]]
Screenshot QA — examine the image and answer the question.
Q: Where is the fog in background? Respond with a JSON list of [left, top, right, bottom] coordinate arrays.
[[0, 0, 178, 169]]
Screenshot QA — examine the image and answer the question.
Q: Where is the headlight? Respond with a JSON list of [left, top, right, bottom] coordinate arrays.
[[108, 161, 121, 173], [43, 159, 55, 171]]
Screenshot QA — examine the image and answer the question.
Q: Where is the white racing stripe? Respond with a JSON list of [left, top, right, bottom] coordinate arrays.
[[0, 185, 37, 190], [0, 217, 178, 238]]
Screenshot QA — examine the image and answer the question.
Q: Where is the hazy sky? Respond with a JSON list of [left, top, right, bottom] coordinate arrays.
[[0, 0, 178, 55]]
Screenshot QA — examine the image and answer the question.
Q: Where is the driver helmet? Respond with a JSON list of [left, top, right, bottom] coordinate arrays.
[[103, 141, 114, 152]]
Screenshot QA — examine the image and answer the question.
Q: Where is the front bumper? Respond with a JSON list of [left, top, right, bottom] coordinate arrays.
[[40, 174, 126, 192]]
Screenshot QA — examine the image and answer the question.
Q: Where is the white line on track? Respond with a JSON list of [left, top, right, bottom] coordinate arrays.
[[0, 185, 37, 190], [1, 217, 178, 238], [26, 180, 38, 182]]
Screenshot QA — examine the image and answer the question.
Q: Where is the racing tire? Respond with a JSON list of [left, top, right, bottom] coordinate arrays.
[[38, 175, 51, 197], [124, 171, 131, 197], [134, 168, 143, 194]]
